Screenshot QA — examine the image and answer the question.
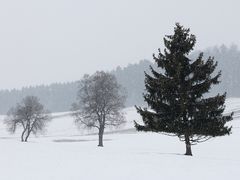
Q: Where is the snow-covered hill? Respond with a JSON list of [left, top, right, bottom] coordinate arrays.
[[0, 98, 239, 180]]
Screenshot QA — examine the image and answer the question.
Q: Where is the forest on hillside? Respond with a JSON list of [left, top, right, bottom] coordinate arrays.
[[0, 45, 239, 114]]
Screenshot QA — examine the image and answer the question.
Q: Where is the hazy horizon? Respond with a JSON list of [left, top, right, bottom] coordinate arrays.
[[0, 0, 239, 89]]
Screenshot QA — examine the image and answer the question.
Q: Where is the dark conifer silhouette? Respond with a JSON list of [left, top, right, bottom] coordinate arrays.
[[135, 23, 233, 156]]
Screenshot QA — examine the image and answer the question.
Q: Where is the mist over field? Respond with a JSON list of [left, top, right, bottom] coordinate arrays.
[[0, 45, 239, 114]]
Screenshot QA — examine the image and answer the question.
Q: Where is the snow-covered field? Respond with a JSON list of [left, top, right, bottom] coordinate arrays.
[[0, 98, 240, 180]]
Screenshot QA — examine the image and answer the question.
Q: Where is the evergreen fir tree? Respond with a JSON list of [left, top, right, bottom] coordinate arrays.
[[135, 23, 233, 156]]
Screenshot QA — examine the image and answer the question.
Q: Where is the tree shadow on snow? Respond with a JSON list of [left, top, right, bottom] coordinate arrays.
[[157, 152, 185, 156], [138, 151, 184, 156], [0, 136, 17, 140], [53, 138, 113, 143]]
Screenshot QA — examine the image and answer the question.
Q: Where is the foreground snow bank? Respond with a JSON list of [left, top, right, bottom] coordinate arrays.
[[0, 98, 239, 180]]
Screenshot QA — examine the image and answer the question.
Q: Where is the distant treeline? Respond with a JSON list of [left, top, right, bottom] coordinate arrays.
[[0, 45, 239, 114]]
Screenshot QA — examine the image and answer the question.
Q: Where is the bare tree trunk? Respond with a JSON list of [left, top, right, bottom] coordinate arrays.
[[184, 134, 192, 156], [21, 131, 25, 142], [21, 128, 27, 142], [24, 131, 31, 142], [98, 126, 104, 147]]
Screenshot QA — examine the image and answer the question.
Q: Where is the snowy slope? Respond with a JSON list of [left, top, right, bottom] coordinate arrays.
[[0, 98, 239, 180]]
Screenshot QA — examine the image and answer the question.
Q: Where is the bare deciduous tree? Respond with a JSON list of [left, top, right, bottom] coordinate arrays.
[[72, 71, 126, 147], [4, 96, 51, 142]]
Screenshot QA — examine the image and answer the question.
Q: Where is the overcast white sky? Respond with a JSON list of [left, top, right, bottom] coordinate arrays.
[[0, 0, 239, 89]]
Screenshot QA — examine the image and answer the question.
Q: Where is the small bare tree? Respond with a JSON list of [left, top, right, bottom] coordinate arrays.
[[72, 71, 126, 147], [4, 96, 51, 142]]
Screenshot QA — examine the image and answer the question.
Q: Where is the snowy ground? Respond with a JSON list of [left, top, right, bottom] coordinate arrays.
[[0, 98, 239, 180]]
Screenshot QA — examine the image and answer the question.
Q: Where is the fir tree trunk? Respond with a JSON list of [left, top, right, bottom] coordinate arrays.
[[184, 134, 192, 156]]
